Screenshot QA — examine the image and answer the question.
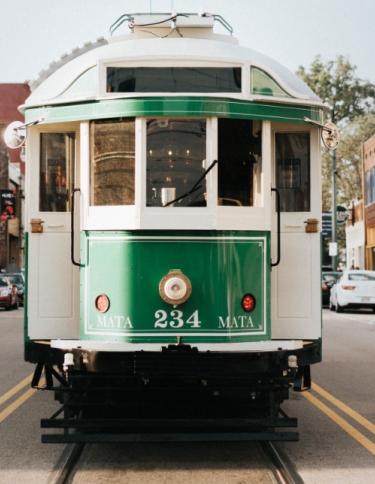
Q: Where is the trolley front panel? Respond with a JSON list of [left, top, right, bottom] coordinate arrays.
[[80, 231, 270, 343]]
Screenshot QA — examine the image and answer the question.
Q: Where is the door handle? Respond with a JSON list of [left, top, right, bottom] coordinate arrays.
[[271, 187, 281, 267], [71, 188, 82, 267]]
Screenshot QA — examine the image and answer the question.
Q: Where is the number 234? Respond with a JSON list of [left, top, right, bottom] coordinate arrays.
[[154, 310, 201, 328]]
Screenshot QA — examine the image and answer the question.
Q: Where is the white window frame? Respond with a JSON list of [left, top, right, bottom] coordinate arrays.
[[98, 59, 248, 100], [81, 117, 272, 232]]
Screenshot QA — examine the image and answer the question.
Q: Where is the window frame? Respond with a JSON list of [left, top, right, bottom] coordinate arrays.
[[366, 171, 371, 205], [81, 117, 273, 232], [39, 131, 76, 213], [98, 59, 247, 100], [273, 130, 311, 214]]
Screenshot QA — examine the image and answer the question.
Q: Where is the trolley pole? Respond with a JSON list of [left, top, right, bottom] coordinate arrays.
[[331, 150, 337, 270]]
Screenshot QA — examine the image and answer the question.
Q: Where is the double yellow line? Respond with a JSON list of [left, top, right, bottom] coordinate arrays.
[[303, 382, 375, 455], [0, 373, 40, 424]]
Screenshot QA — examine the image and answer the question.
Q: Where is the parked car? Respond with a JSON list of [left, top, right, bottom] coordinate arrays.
[[330, 270, 375, 312], [322, 265, 334, 272], [3, 273, 24, 306], [322, 272, 341, 306], [0, 277, 18, 310]]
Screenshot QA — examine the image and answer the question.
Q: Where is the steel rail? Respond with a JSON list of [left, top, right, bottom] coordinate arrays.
[[261, 442, 305, 484], [47, 443, 85, 484]]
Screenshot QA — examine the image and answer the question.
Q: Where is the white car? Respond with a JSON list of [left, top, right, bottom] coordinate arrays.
[[330, 270, 375, 313]]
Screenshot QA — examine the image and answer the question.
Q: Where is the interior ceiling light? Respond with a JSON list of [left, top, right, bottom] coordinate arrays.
[[159, 270, 192, 306]]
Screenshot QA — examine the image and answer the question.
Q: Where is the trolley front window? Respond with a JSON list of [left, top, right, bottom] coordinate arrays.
[[107, 68, 241, 93], [39, 133, 75, 212], [90, 118, 135, 206], [146, 119, 207, 207], [275, 133, 310, 212], [218, 118, 258, 207]]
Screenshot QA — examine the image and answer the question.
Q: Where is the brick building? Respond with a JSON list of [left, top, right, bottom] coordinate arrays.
[[363, 133, 375, 269], [0, 83, 30, 270]]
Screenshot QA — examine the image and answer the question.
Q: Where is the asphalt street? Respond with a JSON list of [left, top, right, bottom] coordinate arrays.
[[281, 308, 375, 483], [0, 308, 63, 484], [0, 307, 374, 483]]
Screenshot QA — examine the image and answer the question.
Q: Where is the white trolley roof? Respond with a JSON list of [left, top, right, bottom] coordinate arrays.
[[20, 13, 325, 123]]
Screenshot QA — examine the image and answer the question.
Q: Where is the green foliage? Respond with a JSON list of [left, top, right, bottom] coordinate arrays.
[[296, 55, 375, 124], [321, 115, 375, 210], [296, 56, 375, 266]]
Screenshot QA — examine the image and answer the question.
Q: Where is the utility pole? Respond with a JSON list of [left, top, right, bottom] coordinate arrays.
[[331, 149, 337, 270]]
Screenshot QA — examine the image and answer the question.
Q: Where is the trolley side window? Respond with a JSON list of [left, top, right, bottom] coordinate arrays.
[[217, 118, 256, 207], [275, 132, 310, 212], [90, 118, 135, 206], [107, 68, 241, 94], [146, 119, 207, 207], [39, 133, 75, 212]]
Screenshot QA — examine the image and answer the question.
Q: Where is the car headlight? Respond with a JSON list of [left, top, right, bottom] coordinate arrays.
[[1, 290, 9, 296]]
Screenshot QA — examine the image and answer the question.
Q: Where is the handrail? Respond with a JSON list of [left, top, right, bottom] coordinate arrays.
[[271, 188, 281, 267], [71, 188, 82, 267], [109, 13, 233, 36]]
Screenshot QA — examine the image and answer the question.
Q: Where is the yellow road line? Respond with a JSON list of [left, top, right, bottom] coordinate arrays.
[[0, 373, 34, 407], [0, 387, 38, 424], [303, 392, 375, 456], [312, 382, 375, 436], [0, 376, 45, 424]]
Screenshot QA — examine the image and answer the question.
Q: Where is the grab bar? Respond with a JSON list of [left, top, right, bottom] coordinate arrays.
[[271, 188, 281, 267], [71, 188, 82, 267]]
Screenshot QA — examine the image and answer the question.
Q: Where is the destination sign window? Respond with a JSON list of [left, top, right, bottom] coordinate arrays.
[[39, 133, 75, 212], [90, 118, 135, 206], [275, 133, 310, 212], [107, 67, 241, 93], [146, 119, 207, 207]]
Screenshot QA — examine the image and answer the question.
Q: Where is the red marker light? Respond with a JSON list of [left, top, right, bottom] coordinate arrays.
[[322, 282, 329, 291], [242, 294, 256, 312], [96, 294, 109, 312], [342, 286, 355, 291]]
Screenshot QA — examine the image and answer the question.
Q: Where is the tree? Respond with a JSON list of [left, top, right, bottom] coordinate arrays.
[[296, 55, 375, 125], [321, 115, 375, 210], [296, 57, 375, 266]]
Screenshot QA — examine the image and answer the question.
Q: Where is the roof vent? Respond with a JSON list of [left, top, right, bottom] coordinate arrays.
[[198, 6, 211, 17]]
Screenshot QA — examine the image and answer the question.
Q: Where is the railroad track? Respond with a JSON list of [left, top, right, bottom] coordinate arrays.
[[48, 441, 304, 484]]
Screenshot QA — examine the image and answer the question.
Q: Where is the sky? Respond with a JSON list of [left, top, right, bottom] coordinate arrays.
[[0, 0, 374, 85]]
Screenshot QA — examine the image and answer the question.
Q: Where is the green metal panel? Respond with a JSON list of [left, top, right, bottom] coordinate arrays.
[[24, 232, 29, 348], [80, 231, 271, 344], [251, 67, 292, 98], [25, 97, 323, 125]]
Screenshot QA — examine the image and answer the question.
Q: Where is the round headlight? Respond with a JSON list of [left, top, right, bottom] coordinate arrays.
[[159, 270, 192, 306]]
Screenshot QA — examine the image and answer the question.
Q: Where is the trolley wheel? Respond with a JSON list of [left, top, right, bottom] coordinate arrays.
[[336, 301, 343, 313]]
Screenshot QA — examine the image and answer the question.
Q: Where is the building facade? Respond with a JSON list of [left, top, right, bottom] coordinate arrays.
[[0, 83, 30, 270], [363, 134, 375, 269], [346, 199, 365, 269]]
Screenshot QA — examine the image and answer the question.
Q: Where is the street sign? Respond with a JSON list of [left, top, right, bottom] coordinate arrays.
[[322, 212, 332, 238], [0, 190, 16, 220], [336, 205, 350, 225], [329, 242, 338, 256]]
